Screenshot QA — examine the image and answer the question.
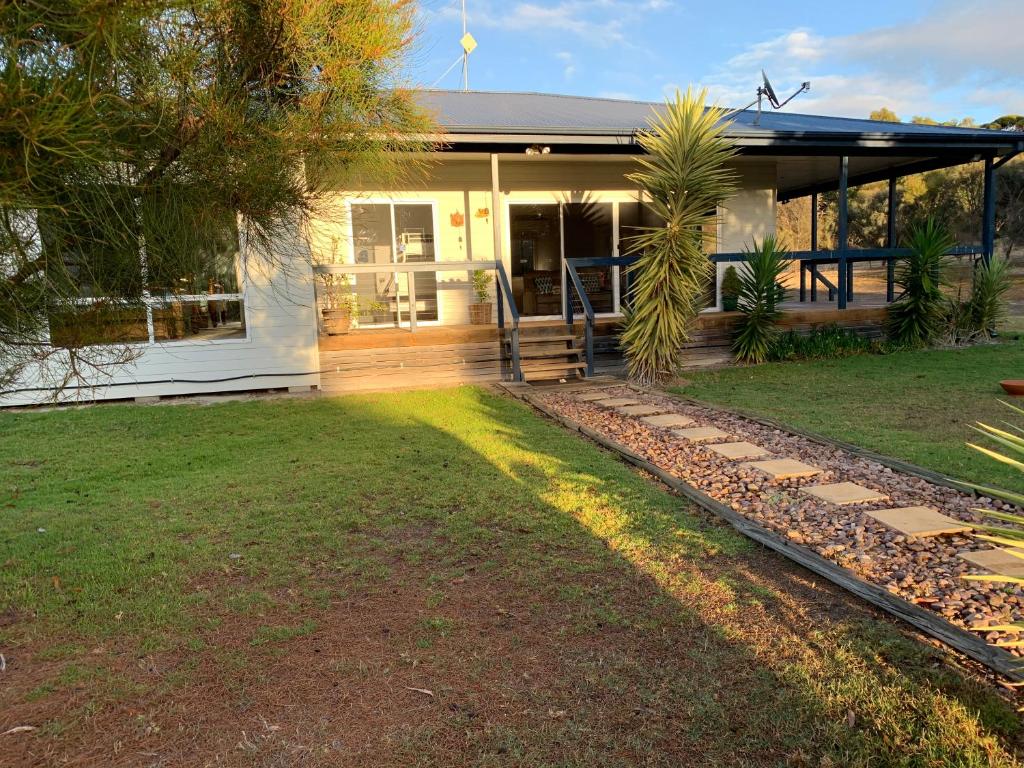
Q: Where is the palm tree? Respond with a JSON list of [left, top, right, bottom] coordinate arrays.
[[620, 88, 739, 385]]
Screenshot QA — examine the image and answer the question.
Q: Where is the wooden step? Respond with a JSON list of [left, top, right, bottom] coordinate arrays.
[[516, 337, 581, 348], [522, 363, 587, 382], [519, 359, 588, 373], [519, 348, 583, 360]]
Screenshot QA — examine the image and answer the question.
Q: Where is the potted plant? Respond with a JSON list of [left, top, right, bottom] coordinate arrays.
[[320, 274, 357, 335], [720, 265, 741, 312], [469, 269, 493, 325]]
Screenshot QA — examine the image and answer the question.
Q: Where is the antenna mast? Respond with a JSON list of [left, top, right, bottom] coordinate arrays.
[[461, 0, 468, 90]]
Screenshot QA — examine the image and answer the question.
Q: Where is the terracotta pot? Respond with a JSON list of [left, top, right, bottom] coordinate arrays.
[[322, 308, 352, 335], [469, 302, 493, 325], [1000, 380, 1024, 397]]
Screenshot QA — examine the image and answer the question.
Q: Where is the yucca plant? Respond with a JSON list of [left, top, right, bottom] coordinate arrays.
[[620, 88, 739, 385], [961, 401, 1024, 654], [731, 235, 789, 364], [968, 256, 1012, 338], [887, 219, 955, 346]]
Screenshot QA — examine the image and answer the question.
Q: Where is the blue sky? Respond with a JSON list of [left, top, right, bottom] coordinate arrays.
[[412, 0, 1024, 123]]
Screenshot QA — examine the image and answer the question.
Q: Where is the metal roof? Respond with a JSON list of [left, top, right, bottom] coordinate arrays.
[[416, 90, 1022, 151]]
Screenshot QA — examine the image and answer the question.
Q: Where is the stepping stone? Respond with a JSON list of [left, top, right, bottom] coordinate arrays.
[[641, 414, 695, 428], [708, 441, 770, 460], [577, 390, 616, 401], [617, 404, 665, 417], [596, 398, 640, 407], [868, 507, 973, 538], [959, 548, 1024, 577], [801, 482, 888, 506], [745, 458, 822, 480], [674, 426, 730, 442]]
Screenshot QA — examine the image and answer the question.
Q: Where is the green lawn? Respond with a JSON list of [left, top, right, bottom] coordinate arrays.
[[674, 341, 1024, 494], [1, 389, 1022, 766]]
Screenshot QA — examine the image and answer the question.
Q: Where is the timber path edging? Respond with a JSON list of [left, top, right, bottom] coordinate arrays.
[[499, 381, 1023, 681]]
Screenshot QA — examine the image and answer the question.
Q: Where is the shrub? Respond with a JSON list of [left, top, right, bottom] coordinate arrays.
[[767, 324, 872, 362], [732, 235, 788, 364], [967, 256, 1012, 338], [720, 265, 741, 311], [887, 219, 954, 346]]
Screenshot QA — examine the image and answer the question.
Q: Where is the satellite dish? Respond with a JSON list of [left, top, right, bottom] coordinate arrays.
[[735, 71, 811, 125], [761, 70, 780, 109]]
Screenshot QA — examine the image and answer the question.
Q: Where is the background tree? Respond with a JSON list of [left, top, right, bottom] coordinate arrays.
[[621, 88, 738, 385], [0, 0, 429, 395], [777, 109, 1024, 258]]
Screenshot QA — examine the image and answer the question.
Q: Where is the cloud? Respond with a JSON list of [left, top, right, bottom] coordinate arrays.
[[700, 1, 1024, 120]]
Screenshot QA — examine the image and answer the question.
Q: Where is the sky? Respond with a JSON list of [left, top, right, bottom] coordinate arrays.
[[410, 0, 1024, 123]]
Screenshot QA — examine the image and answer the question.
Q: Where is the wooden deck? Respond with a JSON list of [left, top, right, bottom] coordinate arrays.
[[317, 304, 889, 394]]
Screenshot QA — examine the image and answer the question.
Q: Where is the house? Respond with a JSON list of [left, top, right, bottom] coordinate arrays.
[[2, 90, 1021, 406]]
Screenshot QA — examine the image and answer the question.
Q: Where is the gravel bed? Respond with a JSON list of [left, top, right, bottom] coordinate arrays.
[[535, 385, 1024, 652]]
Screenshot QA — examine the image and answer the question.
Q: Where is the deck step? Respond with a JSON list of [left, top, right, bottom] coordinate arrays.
[[516, 337, 581, 348], [519, 348, 583, 360], [522, 363, 587, 381]]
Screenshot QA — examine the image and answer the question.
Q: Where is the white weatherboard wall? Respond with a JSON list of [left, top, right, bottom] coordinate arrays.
[[0, 236, 320, 407]]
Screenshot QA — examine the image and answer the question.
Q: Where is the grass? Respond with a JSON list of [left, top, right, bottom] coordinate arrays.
[[673, 341, 1024, 494], [1, 387, 1022, 766]]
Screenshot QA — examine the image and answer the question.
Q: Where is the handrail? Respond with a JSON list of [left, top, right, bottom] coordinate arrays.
[[564, 259, 599, 377], [493, 261, 522, 382]]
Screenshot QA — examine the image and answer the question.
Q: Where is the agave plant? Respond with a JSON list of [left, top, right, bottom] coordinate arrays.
[[731, 235, 789, 364], [887, 218, 954, 346], [620, 87, 739, 386]]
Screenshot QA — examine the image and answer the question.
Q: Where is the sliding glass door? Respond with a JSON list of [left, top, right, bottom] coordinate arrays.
[[350, 202, 438, 327], [510, 199, 632, 319]]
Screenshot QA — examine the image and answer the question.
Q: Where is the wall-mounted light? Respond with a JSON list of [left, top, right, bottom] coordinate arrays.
[[525, 144, 551, 155]]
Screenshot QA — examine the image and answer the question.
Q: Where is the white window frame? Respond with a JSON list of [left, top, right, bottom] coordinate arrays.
[[344, 198, 443, 328]]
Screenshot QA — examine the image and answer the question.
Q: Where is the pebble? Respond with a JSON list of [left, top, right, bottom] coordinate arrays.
[[540, 387, 1024, 655]]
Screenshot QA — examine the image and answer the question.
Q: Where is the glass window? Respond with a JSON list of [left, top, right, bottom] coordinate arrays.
[[40, 196, 247, 347]]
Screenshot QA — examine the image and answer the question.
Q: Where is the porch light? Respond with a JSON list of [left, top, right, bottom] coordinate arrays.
[[525, 145, 551, 155]]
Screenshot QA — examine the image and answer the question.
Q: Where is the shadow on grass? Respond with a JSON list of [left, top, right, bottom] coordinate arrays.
[[0, 387, 1021, 767]]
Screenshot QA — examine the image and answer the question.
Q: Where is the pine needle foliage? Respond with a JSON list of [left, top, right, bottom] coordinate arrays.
[[0, 0, 431, 395], [731, 235, 789, 364], [620, 88, 739, 386], [886, 219, 954, 346]]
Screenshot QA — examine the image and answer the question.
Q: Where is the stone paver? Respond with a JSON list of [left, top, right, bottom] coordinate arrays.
[[674, 426, 730, 442], [595, 398, 640, 407], [801, 482, 888, 505], [617, 404, 666, 417], [960, 548, 1024, 577], [537, 389, 1024, 652], [577, 390, 616, 401], [868, 507, 974, 537], [641, 414, 695, 428], [745, 458, 822, 480], [708, 441, 770, 460]]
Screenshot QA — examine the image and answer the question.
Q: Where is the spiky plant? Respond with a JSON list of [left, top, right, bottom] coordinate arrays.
[[887, 219, 955, 346], [620, 88, 739, 385], [959, 401, 1024, 655], [968, 256, 1012, 338], [732, 235, 789, 364]]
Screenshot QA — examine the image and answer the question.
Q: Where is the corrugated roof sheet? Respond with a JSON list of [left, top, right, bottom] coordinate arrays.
[[416, 90, 1014, 141]]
